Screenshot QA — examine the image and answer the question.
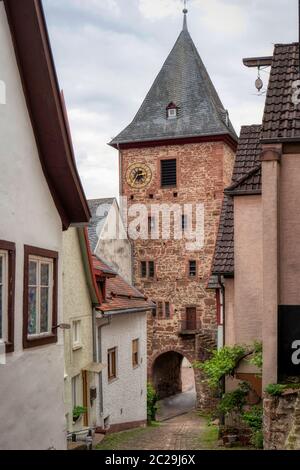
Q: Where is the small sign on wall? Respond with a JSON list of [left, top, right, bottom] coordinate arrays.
[[278, 306, 300, 379]]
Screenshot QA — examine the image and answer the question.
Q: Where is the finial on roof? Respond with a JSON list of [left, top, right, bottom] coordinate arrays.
[[182, 0, 188, 31]]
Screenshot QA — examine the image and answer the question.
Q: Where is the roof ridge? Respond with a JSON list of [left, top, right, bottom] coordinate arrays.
[[225, 164, 261, 192]]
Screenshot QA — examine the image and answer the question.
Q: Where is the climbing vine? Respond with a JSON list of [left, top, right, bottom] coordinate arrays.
[[248, 341, 263, 372], [194, 341, 264, 449], [193, 345, 247, 389]]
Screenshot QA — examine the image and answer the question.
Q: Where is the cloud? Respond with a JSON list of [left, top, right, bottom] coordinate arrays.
[[43, 0, 298, 199], [194, 0, 246, 35], [138, 0, 183, 19]]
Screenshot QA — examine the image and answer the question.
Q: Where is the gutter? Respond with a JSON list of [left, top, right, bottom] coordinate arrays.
[[97, 306, 154, 317], [218, 275, 226, 426], [97, 316, 111, 416]]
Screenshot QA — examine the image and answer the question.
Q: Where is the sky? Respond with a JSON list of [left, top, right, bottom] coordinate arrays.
[[43, 0, 298, 199]]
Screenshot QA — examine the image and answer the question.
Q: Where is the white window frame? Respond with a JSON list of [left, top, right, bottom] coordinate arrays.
[[167, 108, 177, 119], [0, 251, 8, 344], [71, 374, 81, 409], [28, 255, 54, 339], [72, 320, 82, 349]]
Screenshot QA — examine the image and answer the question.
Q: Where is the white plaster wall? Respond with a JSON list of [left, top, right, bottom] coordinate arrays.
[[0, 4, 65, 450], [95, 201, 133, 284], [98, 312, 147, 427], [63, 229, 97, 432]]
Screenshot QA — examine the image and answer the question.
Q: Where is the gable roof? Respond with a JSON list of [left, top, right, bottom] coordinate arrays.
[[93, 256, 155, 315], [87, 198, 115, 252], [3, 0, 90, 229], [212, 125, 262, 276], [262, 43, 300, 143], [110, 20, 237, 148]]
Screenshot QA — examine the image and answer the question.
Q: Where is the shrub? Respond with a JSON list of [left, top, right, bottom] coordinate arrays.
[[265, 384, 286, 396], [242, 405, 263, 449], [73, 406, 87, 421], [218, 382, 250, 415], [194, 345, 247, 389], [147, 383, 158, 422]]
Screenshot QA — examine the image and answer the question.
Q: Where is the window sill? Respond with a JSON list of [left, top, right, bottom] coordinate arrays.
[[72, 344, 83, 352], [133, 364, 140, 370], [108, 377, 119, 384], [23, 332, 57, 349]]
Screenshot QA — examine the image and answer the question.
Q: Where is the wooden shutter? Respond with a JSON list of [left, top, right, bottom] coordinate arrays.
[[161, 159, 177, 187]]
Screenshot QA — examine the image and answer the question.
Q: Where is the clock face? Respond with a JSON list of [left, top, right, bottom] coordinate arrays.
[[126, 163, 152, 189]]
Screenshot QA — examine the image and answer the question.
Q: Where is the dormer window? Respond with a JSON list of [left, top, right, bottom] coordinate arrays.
[[166, 102, 178, 120]]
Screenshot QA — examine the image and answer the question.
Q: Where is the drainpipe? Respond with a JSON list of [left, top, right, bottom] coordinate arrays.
[[97, 315, 111, 417], [218, 275, 226, 426]]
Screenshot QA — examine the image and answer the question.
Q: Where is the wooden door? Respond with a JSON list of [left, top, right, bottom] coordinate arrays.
[[186, 307, 196, 330]]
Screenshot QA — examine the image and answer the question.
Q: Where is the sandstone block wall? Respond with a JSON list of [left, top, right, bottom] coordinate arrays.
[[120, 141, 235, 409]]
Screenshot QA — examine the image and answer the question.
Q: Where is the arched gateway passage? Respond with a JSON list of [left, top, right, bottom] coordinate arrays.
[[152, 351, 196, 401]]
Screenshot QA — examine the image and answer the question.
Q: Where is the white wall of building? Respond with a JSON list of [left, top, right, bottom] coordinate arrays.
[[97, 312, 147, 428], [63, 228, 97, 433], [0, 4, 65, 450]]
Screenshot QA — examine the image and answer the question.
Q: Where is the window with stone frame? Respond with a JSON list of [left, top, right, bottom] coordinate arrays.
[[140, 261, 155, 279], [165, 301, 170, 318], [189, 260, 197, 277], [23, 246, 58, 349], [141, 261, 147, 278], [157, 301, 163, 318], [148, 261, 155, 278]]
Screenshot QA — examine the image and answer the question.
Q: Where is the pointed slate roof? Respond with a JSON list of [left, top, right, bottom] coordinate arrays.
[[110, 16, 237, 147]]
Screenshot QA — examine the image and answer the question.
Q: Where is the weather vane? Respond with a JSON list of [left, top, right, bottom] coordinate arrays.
[[182, 0, 188, 14]]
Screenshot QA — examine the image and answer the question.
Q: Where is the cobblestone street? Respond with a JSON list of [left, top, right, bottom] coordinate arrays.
[[97, 412, 219, 451]]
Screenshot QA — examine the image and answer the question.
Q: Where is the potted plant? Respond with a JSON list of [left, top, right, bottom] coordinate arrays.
[[73, 406, 87, 423]]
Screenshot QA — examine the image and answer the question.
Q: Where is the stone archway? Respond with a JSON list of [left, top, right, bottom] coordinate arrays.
[[152, 350, 196, 400]]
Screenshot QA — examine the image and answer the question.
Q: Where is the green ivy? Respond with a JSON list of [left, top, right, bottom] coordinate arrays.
[[194, 345, 247, 389], [242, 405, 263, 449], [147, 383, 158, 422], [265, 383, 300, 396], [218, 382, 250, 415], [248, 341, 263, 371]]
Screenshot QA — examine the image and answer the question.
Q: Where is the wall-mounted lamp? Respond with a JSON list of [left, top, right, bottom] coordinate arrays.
[[52, 323, 71, 331]]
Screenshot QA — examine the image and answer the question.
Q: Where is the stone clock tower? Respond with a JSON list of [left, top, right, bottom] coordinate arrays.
[[109, 10, 237, 409]]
